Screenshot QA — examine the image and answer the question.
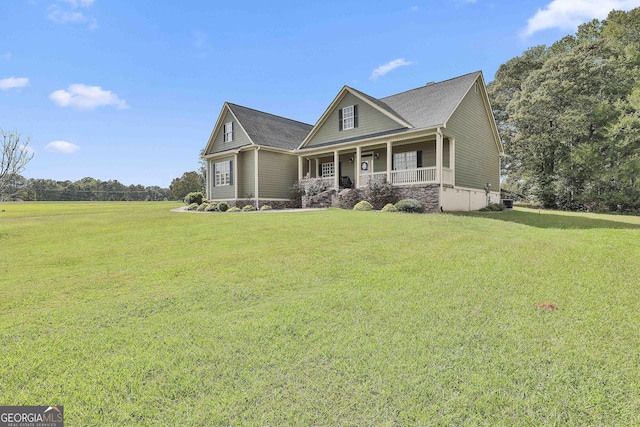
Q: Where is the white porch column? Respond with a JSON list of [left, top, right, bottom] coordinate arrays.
[[206, 160, 210, 199], [334, 150, 340, 189], [355, 146, 361, 188], [298, 156, 303, 182], [314, 159, 318, 178], [436, 130, 443, 183], [386, 141, 392, 183], [234, 153, 239, 200]]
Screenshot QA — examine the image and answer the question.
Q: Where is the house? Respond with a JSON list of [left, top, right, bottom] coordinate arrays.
[[202, 102, 312, 209], [203, 71, 503, 211]]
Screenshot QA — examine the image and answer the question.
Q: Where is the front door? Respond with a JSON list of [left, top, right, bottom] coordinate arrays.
[[360, 154, 373, 185]]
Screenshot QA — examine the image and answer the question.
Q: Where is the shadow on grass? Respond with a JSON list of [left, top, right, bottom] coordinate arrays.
[[450, 208, 640, 230]]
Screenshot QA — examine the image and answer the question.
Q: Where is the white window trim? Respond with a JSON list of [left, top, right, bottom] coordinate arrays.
[[394, 151, 418, 170], [342, 105, 354, 130], [321, 162, 335, 178], [223, 121, 233, 142], [215, 161, 231, 186]]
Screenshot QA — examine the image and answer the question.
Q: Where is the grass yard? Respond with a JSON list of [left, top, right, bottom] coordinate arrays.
[[1, 202, 639, 426]]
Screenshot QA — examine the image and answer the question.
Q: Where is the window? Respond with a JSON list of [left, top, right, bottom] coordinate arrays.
[[339, 105, 358, 131], [223, 121, 233, 142], [321, 162, 335, 178], [215, 161, 231, 186], [394, 151, 418, 170]]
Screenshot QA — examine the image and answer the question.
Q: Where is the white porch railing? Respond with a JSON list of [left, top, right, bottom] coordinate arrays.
[[355, 167, 454, 187], [391, 167, 437, 184]]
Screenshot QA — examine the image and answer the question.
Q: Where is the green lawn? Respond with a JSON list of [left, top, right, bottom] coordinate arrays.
[[1, 202, 639, 426]]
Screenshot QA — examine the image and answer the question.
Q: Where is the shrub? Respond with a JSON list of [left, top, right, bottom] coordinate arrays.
[[337, 188, 362, 210], [479, 203, 505, 212], [217, 201, 229, 212], [197, 203, 208, 211], [260, 205, 273, 211], [227, 206, 241, 212], [242, 204, 256, 212], [365, 178, 397, 210], [394, 199, 425, 213], [184, 192, 204, 205], [381, 203, 398, 212], [235, 199, 253, 209], [353, 200, 373, 211], [187, 203, 199, 211], [290, 182, 304, 208], [205, 202, 218, 212], [299, 177, 328, 197]]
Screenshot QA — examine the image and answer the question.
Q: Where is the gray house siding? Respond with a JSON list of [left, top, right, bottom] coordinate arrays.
[[446, 85, 500, 190], [209, 110, 252, 154], [306, 92, 405, 148], [238, 149, 255, 199], [209, 155, 235, 200], [258, 150, 298, 199]]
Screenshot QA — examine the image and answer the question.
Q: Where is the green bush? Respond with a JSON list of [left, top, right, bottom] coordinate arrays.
[[260, 205, 273, 211], [197, 203, 208, 212], [217, 201, 229, 212], [479, 203, 505, 212], [227, 206, 241, 212], [353, 200, 373, 211], [381, 203, 398, 212], [187, 203, 199, 211], [394, 199, 425, 213], [205, 202, 218, 212], [184, 192, 204, 205], [242, 205, 256, 212]]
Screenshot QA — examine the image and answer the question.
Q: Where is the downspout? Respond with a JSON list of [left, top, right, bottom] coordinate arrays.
[[436, 128, 444, 212], [254, 147, 260, 209]]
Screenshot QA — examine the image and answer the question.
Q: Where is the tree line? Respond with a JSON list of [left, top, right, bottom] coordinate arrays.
[[5, 176, 173, 202], [488, 8, 640, 212]]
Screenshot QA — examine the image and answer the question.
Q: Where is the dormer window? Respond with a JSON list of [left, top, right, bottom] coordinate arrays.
[[339, 105, 358, 131], [223, 121, 234, 142]]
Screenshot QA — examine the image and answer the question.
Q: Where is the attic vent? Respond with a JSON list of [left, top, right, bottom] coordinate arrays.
[[425, 81, 436, 86]]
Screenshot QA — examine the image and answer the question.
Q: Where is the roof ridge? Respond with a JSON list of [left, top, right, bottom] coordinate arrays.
[[227, 102, 313, 127], [380, 71, 481, 100]]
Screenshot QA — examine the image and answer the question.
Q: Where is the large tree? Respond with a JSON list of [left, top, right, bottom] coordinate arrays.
[[488, 8, 640, 211], [170, 171, 204, 201], [1, 128, 34, 199]]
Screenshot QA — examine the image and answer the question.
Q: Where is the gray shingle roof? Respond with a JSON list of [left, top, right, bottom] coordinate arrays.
[[228, 103, 312, 150], [380, 71, 481, 129]]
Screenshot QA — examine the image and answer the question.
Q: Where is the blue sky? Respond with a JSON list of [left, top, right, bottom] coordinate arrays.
[[3, 0, 640, 187]]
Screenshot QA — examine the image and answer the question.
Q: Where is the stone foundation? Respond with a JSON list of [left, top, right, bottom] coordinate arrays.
[[222, 199, 295, 210], [301, 185, 441, 212], [394, 185, 440, 212], [302, 189, 336, 208]]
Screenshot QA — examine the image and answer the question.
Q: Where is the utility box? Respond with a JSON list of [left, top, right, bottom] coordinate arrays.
[[501, 199, 513, 209]]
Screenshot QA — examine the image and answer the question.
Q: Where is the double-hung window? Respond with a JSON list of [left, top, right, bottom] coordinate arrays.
[[339, 105, 358, 131], [215, 161, 231, 186], [223, 122, 233, 142], [394, 151, 418, 170]]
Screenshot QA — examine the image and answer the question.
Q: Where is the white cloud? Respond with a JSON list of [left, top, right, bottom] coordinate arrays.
[[46, 140, 80, 153], [523, 0, 640, 36], [48, 9, 87, 24], [48, 0, 97, 29], [370, 58, 414, 81], [1, 52, 11, 61], [0, 77, 30, 90], [49, 84, 129, 110], [60, 0, 95, 7]]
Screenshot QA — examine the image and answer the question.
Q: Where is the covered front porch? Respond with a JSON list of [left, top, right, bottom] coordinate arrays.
[[297, 131, 454, 189]]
